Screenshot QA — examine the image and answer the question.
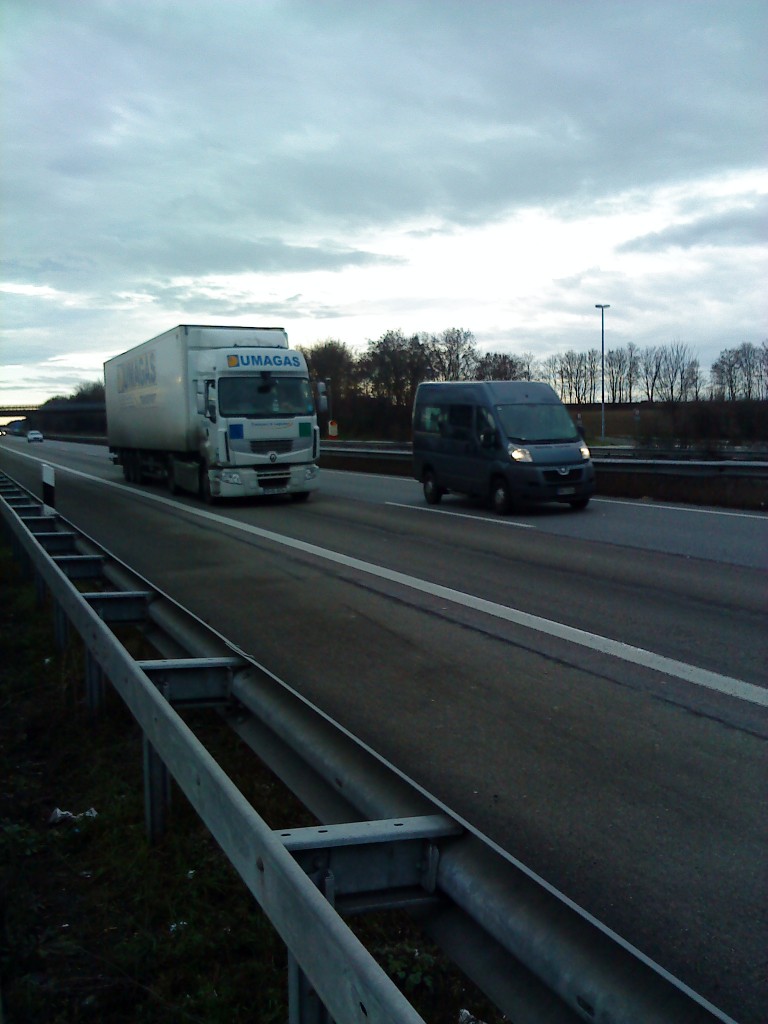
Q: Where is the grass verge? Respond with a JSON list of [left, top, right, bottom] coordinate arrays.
[[0, 543, 505, 1023]]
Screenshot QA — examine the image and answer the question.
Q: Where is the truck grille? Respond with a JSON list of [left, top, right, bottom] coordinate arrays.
[[249, 439, 294, 454], [257, 469, 291, 489]]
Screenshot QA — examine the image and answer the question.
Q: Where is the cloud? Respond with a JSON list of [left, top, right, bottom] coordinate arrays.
[[619, 197, 768, 252], [1, 0, 766, 401]]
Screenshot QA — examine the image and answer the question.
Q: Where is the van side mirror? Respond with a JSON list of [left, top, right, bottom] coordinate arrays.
[[480, 429, 497, 448]]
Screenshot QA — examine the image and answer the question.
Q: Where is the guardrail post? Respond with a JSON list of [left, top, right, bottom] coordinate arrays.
[[34, 571, 47, 608], [85, 651, 105, 714], [42, 463, 55, 514], [143, 736, 171, 844], [288, 952, 332, 1024], [53, 601, 69, 650]]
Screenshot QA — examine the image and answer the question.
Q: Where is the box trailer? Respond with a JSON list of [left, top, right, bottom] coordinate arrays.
[[104, 325, 320, 502]]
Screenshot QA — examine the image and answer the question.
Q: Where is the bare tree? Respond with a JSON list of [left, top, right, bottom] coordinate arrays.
[[561, 350, 588, 403], [517, 351, 539, 381], [301, 339, 358, 401], [736, 342, 760, 400], [758, 340, 768, 400], [539, 354, 561, 394], [606, 347, 628, 403], [359, 330, 432, 407], [586, 349, 600, 402], [427, 327, 479, 380], [640, 346, 663, 401], [658, 341, 697, 402], [475, 352, 525, 380]]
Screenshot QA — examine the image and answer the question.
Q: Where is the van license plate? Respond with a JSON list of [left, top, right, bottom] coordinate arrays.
[[557, 486, 576, 496]]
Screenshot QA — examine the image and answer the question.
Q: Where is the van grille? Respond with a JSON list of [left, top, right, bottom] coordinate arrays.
[[542, 467, 583, 483]]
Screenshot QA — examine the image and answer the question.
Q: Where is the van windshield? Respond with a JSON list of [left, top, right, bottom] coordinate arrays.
[[218, 376, 314, 418], [496, 402, 579, 443]]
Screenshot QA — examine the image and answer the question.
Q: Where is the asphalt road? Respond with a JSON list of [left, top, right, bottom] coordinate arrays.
[[2, 436, 766, 1024]]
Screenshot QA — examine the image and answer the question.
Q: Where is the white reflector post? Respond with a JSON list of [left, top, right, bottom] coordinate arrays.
[[42, 463, 55, 514]]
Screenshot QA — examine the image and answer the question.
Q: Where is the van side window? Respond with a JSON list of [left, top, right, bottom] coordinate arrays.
[[476, 406, 495, 439], [416, 404, 443, 433], [447, 404, 473, 440]]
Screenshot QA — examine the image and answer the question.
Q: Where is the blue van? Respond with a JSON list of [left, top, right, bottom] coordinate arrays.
[[412, 381, 595, 513]]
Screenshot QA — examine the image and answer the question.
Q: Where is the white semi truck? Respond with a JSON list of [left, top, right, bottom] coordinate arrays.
[[104, 324, 321, 502]]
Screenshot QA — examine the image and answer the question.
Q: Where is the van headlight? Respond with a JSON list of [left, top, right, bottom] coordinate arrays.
[[579, 444, 590, 460], [508, 444, 532, 463]]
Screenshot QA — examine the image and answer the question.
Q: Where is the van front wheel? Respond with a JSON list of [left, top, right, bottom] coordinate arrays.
[[490, 477, 513, 515], [423, 471, 443, 505]]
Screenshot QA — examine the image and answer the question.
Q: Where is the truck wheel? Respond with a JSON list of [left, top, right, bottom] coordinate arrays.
[[199, 466, 214, 504], [423, 471, 443, 505], [490, 477, 512, 515], [126, 452, 140, 484], [167, 459, 180, 495]]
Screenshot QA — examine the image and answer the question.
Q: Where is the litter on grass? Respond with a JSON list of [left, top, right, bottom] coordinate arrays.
[[49, 807, 98, 825]]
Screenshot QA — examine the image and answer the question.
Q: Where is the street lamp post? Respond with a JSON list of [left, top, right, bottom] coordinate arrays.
[[595, 304, 610, 440]]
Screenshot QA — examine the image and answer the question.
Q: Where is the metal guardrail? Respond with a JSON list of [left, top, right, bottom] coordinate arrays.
[[318, 441, 768, 509], [320, 439, 768, 465], [0, 469, 740, 1023]]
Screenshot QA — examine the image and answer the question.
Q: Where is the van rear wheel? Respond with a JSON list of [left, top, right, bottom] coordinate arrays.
[[423, 471, 443, 505], [490, 477, 513, 515]]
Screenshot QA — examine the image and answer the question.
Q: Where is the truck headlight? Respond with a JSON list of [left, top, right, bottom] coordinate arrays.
[[579, 444, 590, 460], [221, 470, 242, 485], [508, 444, 532, 463]]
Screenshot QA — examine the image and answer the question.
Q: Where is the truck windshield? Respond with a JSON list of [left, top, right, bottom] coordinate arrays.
[[496, 403, 579, 443], [218, 376, 315, 418]]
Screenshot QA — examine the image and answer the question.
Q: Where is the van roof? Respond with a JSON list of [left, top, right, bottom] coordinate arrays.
[[415, 380, 560, 404]]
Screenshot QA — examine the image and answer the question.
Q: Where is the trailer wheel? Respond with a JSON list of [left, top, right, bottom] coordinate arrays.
[[167, 458, 180, 495], [126, 452, 140, 484]]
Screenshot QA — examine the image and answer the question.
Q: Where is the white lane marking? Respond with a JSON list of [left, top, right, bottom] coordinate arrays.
[[7, 451, 766, 707], [308, 465, 767, 520], [386, 501, 536, 528], [591, 496, 766, 520]]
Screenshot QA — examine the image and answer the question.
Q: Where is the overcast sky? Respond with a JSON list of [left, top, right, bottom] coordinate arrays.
[[1, 0, 766, 406]]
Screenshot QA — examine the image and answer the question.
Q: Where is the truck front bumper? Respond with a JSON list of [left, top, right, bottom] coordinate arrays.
[[210, 463, 320, 498]]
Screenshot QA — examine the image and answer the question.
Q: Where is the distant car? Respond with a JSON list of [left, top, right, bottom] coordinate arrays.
[[27, 430, 44, 442]]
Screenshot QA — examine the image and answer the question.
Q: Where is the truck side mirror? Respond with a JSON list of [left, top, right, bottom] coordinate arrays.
[[315, 381, 328, 414]]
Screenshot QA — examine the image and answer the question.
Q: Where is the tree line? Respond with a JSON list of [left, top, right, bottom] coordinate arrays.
[[21, 333, 766, 443], [300, 330, 768, 409]]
